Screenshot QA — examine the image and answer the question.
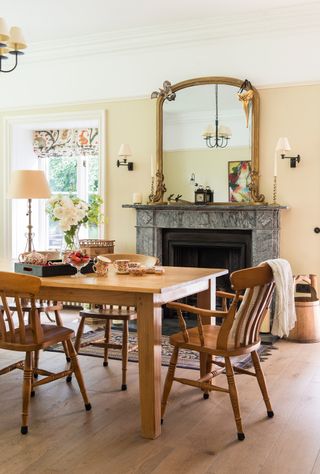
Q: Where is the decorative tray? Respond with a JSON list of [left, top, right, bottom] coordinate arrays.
[[14, 260, 94, 277]]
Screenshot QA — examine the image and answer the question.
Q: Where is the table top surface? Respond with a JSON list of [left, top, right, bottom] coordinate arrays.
[[0, 260, 228, 294]]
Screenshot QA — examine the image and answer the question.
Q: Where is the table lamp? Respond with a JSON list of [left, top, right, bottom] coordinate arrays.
[[7, 170, 51, 252]]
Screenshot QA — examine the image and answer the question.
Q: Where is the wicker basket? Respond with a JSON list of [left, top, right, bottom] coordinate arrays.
[[79, 239, 115, 257]]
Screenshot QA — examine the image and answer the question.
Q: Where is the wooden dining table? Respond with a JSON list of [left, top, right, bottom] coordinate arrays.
[[0, 261, 227, 439]]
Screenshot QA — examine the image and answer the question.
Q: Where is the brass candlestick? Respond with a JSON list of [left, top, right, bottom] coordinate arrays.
[[272, 176, 277, 205]]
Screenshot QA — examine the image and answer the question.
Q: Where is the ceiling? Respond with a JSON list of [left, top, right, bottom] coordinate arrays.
[[1, 0, 317, 43]]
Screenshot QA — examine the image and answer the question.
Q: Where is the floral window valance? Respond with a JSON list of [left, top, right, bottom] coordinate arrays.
[[33, 128, 99, 158]]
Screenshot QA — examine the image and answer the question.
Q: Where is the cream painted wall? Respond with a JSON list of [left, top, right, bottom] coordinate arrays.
[[0, 84, 319, 284], [259, 84, 320, 281], [104, 99, 156, 251]]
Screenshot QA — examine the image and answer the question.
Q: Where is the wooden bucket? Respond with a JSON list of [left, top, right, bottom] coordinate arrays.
[[288, 274, 320, 343]]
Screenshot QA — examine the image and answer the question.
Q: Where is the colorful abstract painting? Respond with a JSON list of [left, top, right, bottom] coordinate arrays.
[[228, 160, 252, 202]]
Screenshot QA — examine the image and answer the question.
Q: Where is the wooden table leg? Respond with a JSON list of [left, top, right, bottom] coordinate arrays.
[[198, 277, 216, 377], [137, 293, 162, 439]]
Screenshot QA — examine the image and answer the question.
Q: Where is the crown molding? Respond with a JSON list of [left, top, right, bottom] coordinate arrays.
[[27, 3, 320, 63], [0, 94, 149, 113]]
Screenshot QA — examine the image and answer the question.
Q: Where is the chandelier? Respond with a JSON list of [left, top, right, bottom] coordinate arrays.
[[0, 17, 27, 73], [202, 84, 231, 149]]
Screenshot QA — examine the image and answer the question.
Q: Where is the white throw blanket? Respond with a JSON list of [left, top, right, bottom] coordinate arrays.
[[264, 258, 296, 338]]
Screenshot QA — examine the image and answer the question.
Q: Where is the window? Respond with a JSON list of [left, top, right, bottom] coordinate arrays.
[[44, 154, 100, 248], [34, 127, 101, 250]]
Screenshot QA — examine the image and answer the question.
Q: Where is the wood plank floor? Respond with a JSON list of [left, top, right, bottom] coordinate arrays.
[[1, 339, 320, 474]]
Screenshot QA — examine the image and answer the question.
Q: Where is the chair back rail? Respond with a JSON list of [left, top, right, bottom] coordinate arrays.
[[98, 253, 158, 267], [0, 272, 42, 346], [218, 264, 274, 350]]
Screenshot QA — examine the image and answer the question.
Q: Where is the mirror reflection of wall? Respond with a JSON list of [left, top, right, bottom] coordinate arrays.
[[163, 84, 252, 202]]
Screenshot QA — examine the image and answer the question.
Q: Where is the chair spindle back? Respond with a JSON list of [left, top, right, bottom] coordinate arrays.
[[0, 272, 42, 346], [217, 264, 275, 350]]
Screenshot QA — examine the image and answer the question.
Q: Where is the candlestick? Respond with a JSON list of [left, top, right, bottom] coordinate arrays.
[[273, 151, 277, 177], [272, 175, 277, 205]]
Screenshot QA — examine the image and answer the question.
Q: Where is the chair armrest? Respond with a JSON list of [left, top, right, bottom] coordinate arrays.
[[166, 302, 228, 318], [216, 290, 244, 301], [167, 302, 228, 346]]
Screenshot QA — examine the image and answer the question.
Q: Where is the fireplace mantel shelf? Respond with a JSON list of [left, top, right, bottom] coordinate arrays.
[[123, 204, 287, 211]]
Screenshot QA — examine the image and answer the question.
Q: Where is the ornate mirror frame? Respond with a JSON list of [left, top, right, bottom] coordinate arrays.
[[151, 76, 264, 204]]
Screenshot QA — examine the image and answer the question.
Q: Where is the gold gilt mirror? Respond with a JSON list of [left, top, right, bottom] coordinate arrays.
[[151, 76, 264, 204]]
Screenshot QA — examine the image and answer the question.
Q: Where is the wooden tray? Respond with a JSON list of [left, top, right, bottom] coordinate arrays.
[[14, 260, 94, 277]]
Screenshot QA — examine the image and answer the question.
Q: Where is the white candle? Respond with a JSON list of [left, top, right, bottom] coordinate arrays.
[[274, 151, 277, 177], [150, 155, 154, 178], [132, 192, 142, 204]]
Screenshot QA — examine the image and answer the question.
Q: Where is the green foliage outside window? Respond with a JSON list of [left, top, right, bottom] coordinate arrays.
[[48, 156, 77, 193]]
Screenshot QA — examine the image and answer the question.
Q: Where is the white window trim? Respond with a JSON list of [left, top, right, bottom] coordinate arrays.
[[1, 109, 106, 259]]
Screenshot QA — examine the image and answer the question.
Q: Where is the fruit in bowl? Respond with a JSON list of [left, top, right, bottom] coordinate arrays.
[[66, 250, 90, 276]]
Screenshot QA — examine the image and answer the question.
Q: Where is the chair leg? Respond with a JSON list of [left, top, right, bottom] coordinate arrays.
[[21, 352, 33, 434], [251, 350, 274, 418], [74, 316, 86, 353], [103, 319, 111, 367], [55, 310, 70, 362], [121, 320, 129, 390], [225, 356, 245, 441], [161, 346, 179, 422], [33, 350, 40, 380], [66, 339, 91, 411], [203, 354, 213, 400]]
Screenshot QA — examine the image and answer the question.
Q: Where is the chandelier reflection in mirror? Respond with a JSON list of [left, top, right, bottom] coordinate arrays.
[[0, 17, 27, 73], [202, 84, 232, 149]]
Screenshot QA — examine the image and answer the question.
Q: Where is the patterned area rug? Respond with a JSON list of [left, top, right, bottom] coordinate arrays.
[[47, 329, 273, 370]]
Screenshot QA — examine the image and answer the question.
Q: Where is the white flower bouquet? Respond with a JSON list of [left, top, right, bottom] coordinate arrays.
[[46, 194, 103, 251]]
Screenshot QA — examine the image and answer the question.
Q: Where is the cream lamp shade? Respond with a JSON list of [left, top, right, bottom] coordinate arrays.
[[275, 137, 291, 154], [7, 170, 51, 199], [8, 26, 27, 50], [118, 144, 132, 157], [0, 17, 10, 42]]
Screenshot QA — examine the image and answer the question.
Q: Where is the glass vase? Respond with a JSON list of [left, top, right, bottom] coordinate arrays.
[[61, 226, 81, 262]]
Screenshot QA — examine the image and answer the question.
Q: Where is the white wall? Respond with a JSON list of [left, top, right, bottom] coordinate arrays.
[[1, 24, 320, 110]]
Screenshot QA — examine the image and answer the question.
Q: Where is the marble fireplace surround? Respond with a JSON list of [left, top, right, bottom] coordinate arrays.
[[124, 204, 286, 267]]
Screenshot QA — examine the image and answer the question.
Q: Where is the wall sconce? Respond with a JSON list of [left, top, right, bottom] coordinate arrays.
[[117, 144, 133, 171], [276, 137, 301, 168]]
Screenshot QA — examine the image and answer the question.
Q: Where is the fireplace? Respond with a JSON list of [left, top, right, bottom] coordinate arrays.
[[124, 203, 284, 268], [162, 228, 252, 292]]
